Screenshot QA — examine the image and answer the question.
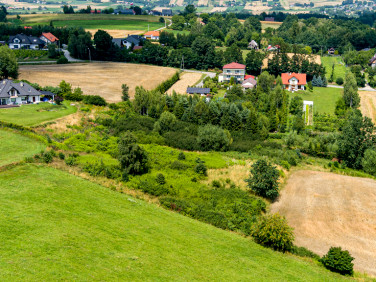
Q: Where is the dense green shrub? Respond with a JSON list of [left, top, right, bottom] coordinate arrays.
[[57, 57, 69, 64], [291, 246, 320, 260], [112, 115, 155, 135], [117, 132, 149, 175], [197, 124, 232, 151], [251, 213, 294, 252], [58, 152, 65, 160], [163, 131, 199, 151], [82, 160, 121, 179], [138, 179, 169, 196], [42, 151, 53, 163], [65, 155, 77, 166], [320, 247, 354, 276], [156, 173, 166, 185], [178, 152, 186, 160], [83, 95, 107, 106], [154, 111, 177, 134], [154, 72, 180, 93], [336, 77, 344, 85], [170, 160, 189, 170], [246, 160, 279, 201]]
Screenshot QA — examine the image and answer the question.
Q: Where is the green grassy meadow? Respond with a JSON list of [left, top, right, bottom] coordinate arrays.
[[10, 14, 164, 30], [289, 87, 343, 115], [0, 130, 45, 166], [0, 164, 347, 281], [0, 102, 76, 126], [321, 56, 348, 81]]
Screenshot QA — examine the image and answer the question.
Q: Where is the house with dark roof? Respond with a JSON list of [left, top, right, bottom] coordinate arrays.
[[113, 9, 135, 15], [162, 9, 173, 16], [369, 53, 376, 68], [281, 73, 307, 91], [151, 10, 162, 16], [123, 35, 144, 49], [0, 80, 41, 105], [218, 62, 246, 83], [265, 17, 275, 21], [186, 87, 211, 95], [40, 32, 59, 45], [327, 47, 335, 55], [8, 34, 45, 50]]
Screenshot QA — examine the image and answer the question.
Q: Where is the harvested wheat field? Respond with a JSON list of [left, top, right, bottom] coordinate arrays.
[[86, 29, 144, 38], [359, 91, 376, 123], [19, 63, 177, 103], [166, 72, 202, 95], [271, 170, 376, 276]]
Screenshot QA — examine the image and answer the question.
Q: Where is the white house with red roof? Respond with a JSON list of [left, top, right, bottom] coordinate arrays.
[[218, 62, 246, 83], [144, 31, 160, 40], [39, 32, 59, 45], [281, 73, 307, 91]]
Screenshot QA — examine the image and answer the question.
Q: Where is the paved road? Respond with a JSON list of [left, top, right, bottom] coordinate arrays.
[[62, 49, 85, 62], [328, 84, 376, 92]]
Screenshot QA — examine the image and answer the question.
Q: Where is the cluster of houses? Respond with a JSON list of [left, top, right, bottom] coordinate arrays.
[[7, 32, 59, 50], [187, 62, 307, 97]]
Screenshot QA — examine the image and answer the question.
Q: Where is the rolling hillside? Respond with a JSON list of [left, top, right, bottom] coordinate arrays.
[[0, 164, 347, 281]]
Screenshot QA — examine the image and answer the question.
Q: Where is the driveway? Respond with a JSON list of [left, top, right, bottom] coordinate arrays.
[[62, 49, 85, 62]]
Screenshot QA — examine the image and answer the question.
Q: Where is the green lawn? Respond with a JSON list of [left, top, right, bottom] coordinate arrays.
[[0, 164, 347, 281], [0, 101, 77, 126], [53, 19, 164, 30], [0, 131, 45, 166], [321, 56, 348, 81], [290, 87, 343, 115], [9, 14, 164, 31]]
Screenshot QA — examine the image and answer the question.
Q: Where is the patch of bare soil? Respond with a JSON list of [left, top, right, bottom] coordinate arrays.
[[19, 63, 177, 103], [359, 91, 376, 123], [271, 170, 376, 276]]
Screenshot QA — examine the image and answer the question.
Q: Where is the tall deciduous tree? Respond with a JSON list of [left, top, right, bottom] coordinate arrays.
[[0, 46, 18, 79], [343, 72, 360, 108], [337, 110, 376, 169], [245, 50, 264, 75]]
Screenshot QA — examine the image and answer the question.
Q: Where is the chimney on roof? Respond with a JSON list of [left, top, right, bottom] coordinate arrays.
[[20, 81, 24, 87], [2, 80, 5, 84]]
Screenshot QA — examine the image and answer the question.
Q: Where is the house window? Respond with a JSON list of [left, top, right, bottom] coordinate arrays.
[[11, 98, 16, 102], [14, 45, 19, 49], [226, 70, 231, 73]]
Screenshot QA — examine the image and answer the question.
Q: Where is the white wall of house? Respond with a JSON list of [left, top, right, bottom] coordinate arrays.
[[8, 43, 40, 50], [221, 68, 245, 82]]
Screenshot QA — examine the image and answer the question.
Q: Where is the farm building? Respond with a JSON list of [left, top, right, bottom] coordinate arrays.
[[186, 87, 211, 95], [265, 17, 275, 21], [39, 32, 59, 45], [218, 62, 246, 83], [113, 9, 135, 15], [0, 80, 41, 106], [8, 34, 44, 50], [327, 47, 336, 55], [144, 31, 160, 40], [281, 73, 307, 91]]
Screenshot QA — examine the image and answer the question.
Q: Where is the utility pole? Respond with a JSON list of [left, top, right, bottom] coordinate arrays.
[[148, 24, 149, 32], [87, 48, 91, 62], [181, 55, 184, 71]]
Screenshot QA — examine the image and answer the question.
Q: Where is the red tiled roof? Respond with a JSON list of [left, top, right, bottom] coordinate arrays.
[[42, 32, 58, 42], [281, 73, 307, 85], [223, 62, 246, 69], [244, 75, 255, 80], [144, 31, 160, 37]]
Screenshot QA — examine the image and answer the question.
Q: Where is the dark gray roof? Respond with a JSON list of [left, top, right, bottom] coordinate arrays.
[[8, 34, 44, 45], [370, 54, 376, 64], [187, 87, 210, 94], [40, 90, 55, 96], [114, 9, 134, 14], [0, 80, 41, 98], [112, 38, 123, 47], [242, 78, 257, 88], [124, 35, 144, 45], [162, 9, 172, 16]]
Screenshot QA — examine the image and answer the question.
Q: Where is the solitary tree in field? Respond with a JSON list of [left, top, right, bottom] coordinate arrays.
[[343, 72, 359, 108], [121, 84, 129, 101], [246, 159, 279, 200], [0, 46, 18, 79]]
